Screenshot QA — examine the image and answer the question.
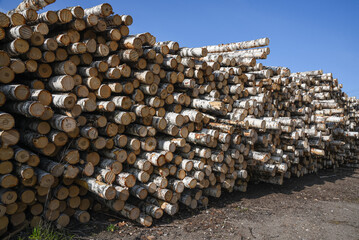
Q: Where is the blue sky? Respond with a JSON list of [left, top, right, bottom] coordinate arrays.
[[1, 0, 358, 96]]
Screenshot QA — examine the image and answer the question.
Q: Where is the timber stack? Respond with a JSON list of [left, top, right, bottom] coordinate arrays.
[[0, 1, 358, 235]]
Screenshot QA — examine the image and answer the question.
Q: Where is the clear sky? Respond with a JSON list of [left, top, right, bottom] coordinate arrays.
[[1, 0, 358, 97]]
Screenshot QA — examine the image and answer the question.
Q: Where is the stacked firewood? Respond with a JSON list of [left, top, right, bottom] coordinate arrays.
[[0, 1, 358, 235]]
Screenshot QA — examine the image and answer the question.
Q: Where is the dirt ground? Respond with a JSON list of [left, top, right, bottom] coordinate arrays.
[[71, 167, 359, 240]]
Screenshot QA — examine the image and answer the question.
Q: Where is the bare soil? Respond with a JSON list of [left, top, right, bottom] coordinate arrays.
[[70, 167, 359, 240]]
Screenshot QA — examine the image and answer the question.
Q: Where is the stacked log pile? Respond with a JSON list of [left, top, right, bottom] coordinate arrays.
[[344, 96, 359, 167], [0, 1, 358, 235]]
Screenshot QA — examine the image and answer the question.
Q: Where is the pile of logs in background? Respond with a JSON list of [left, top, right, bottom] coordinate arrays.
[[0, 0, 358, 235]]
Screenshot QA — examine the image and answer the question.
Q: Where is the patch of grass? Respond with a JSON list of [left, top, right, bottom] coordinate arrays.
[[240, 207, 249, 212], [16, 222, 74, 240], [234, 206, 249, 212], [106, 224, 119, 232]]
